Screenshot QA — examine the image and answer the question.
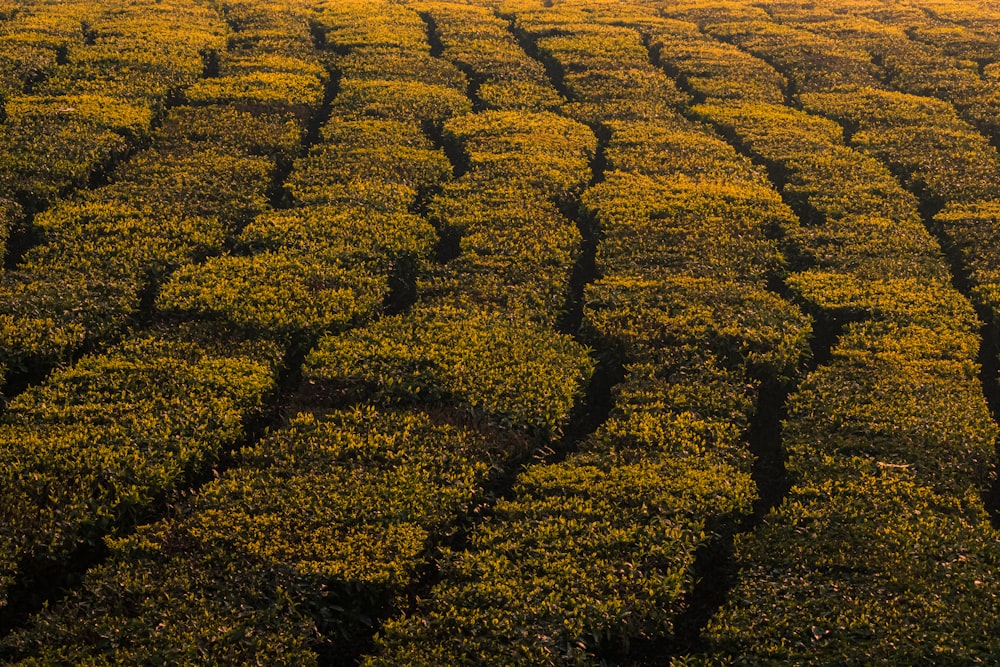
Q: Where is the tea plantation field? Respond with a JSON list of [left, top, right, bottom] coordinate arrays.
[[1, 0, 999, 664]]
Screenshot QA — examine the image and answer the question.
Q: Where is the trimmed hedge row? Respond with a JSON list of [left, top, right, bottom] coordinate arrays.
[[3, 2, 514, 662], [0, 0, 328, 615], [417, 2, 565, 111], [0, 331, 281, 611], [691, 101, 951, 282], [797, 86, 1000, 321], [760, 3, 1000, 146], [698, 15, 882, 95], [3, 407, 531, 665], [0, 0, 333, 379], [154, 0, 463, 339], [0, 0, 224, 210], [680, 33, 1000, 659], [646, 16, 787, 103], [305, 305, 593, 437], [420, 109, 594, 321], [504, 2, 689, 124], [702, 461, 1000, 665], [365, 9, 811, 663], [301, 110, 597, 432]]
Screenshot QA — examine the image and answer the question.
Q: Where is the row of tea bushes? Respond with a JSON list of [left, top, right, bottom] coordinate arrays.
[[1, 2, 496, 662], [363, 8, 810, 663], [756, 0, 1000, 146], [0, 0, 334, 384], [645, 16, 787, 103], [799, 87, 1000, 322], [668, 2, 1000, 329], [675, 7, 884, 95], [764, 8, 1000, 135], [155, 0, 466, 340], [0, 329, 281, 614], [304, 111, 597, 435], [419, 109, 594, 322], [416, 1, 564, 110], [0, 0, 328, 619], [686, 57, 1000, 660], [299, 2, 595, 428], [0, 0, 224, 212], [4, 406, 535, 665], [527, 5, 691, 124], [0, 1, 87, 96]]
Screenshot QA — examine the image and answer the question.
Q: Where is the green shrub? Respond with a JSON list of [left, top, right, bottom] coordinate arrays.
[[585, 275, 810, 380], [3, 407, 525, 664], [0, 335, 279, 608], [367, 449, 754, 666], [184, 71, 325, 119], [155, 106, 304, 161], [331, 79, 472, 125], [0, 94, 151, 203], [304, 305, 594, 436], [702, 465, 1000, 665]]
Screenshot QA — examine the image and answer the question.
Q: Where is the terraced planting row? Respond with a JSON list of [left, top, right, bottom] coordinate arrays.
[[1, 0, 1000, 664]]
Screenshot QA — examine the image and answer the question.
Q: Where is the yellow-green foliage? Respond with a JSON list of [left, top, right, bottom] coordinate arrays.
[[154, 106, 304, 161], [28, 200, 225, 275], [704, 466, 1000, 665], [185, 71, 325, 118], [422, 204, 581, 321], [660, 1, 772, 26], [368, 450, 754, 666], [305, 305, 594, 435], [0, 145, 274, 371], [286, 120, 453, 205], [443, 110, 596, 198], [3, 407, 528, 664], [787, 271, 979, 330], [218, 0, 317, 59], [5, 0, 1000, 664], [240, 205, 436, 259], [585, 171, 790, 282], [417, 1, 564, 110], [803, 87, 1000, 204], [514, 11, 688, 122], [158, 251, 388, 336], [158, 207, 434, 338], [337, 50, 469, 91], [693, 100, 954, 282], [934, 202, 1000, 314], [602, 119, 764, 182], [0, 95, 150, 203], [418, 109, 593, 322], [646, 18, 787, 102], [0, 270, 139, 374], [586, 275, 809, 379], [785, 349, 994, 493], [0, 335, 279, 609], [317, 0, 434, 53], [593, 355, 755, 459], [0, 198, 21, 265], [332, 79, 472, 125], [102, 149, 273, 223], [703, 19, 881, 94], [0, 0, 226, 205], [36, 3, 224, 100]]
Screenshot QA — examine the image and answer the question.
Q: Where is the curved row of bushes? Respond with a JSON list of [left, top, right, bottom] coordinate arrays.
[[0, 0, 223, 261], [2, 0, 596, 662], [418, 1, 565, 110], [0, 0, 328, 626], [649, 3, 1000, 661], [363, 5, 812, 663]]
